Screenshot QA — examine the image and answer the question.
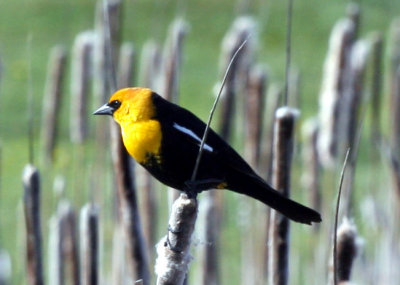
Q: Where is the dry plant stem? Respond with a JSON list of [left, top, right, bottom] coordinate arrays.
[[318, 18, 355, 168], [23, 164, 44, 285], [70, 32, 94, 144], [268, 107, 298, 285], [41, 46, 67, 164], [80, 204, 99, 285], [302, 119, 321, 227], [200, 191, 222, 285], [155, 194, 198, 285], [110, 123, 150, 284], [333, 149, 351, 285], [389, 19, 400, 151], [49, 201, 80, 285], [161, 19, 188, 103], [245, 65, 267, 168]]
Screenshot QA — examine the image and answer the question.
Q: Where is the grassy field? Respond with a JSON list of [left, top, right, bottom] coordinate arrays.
[[1, 0, 400, 284]]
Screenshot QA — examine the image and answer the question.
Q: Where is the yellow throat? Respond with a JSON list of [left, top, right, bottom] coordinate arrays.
[[111, 88, 162, 164]]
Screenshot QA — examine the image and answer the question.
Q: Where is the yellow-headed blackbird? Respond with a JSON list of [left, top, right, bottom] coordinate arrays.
[[94, 87, 321, 224]]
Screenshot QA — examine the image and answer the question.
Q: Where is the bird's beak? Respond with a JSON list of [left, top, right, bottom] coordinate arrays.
[[93, 103, 114, 116]]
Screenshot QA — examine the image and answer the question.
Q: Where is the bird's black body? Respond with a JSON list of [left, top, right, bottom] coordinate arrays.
[[144, 93, 321, 225]]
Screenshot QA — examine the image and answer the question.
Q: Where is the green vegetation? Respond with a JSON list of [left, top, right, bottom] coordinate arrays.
[[0, 0, 399, 283]]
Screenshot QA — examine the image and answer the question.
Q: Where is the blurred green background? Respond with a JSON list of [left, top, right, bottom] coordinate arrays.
[[0, 0, 399, 284]]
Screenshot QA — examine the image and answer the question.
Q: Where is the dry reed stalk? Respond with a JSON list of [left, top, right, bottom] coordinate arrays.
[[219, 17, 257, 285], [155, 194, 197, 285], [40, 45, 67, 164], [301, 118, 321, 228], [198, 191, 221, 285], [244, 65, 267, 168], [242, 63, 267, 285], [268, 107, 299, 285], [80, 203, 99, 285], [93, 0, 121, 103], [261, 84, 282, 182], [341, 40, 369, 217], [23, 164, 44, 285], [369, 33, 383, 144], [218, 17, 255, 140], [48, 201, 80, 285], [110, 123, 150, 284], [70, 31, 94, 144], [160, 19, 189, 102], [262, 86, 282, 280], [318, 18, 355, 168], [117, 43, 135, 88]]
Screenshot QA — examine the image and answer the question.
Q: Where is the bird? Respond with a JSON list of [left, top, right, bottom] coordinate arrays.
[[94, 87, 321, 225]]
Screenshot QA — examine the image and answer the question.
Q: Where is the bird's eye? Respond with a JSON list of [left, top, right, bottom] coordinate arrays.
[[108, 100, 121, 109]]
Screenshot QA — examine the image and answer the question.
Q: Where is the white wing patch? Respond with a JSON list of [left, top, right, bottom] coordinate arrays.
[[173, 122, 213, 152]]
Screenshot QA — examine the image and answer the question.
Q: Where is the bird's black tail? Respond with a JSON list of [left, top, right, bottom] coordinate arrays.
[[228, 173, 321, 225]]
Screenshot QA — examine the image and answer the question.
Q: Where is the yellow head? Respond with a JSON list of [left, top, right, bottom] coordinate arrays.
[[93, 87, 155, 124], [94, 87, 162, 164]]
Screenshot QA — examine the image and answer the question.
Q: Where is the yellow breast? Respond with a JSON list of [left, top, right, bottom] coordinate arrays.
[[121, 119, 162, 164]]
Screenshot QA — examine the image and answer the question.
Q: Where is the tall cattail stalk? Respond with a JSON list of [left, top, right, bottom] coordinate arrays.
[[318, 18, 355, 168], [369, 33, 383, 144], [262, 85, 282, 281], [80, 203, 99, 285], [23, 164, 44, 285], [244, 65, 267, 168], [48, 201, 80, 285], [301, 118, 321, 228], [40, 45, 67, 164], [242, 63, 267, 284], [70, 31, 94, 144], [110, 123, 150, 284], [268, 107, 299, 285], [160, 18, 189, 103], [155, 194, 197, 285], [218, 16, 255, 140], [341, 40, 369, 217]]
